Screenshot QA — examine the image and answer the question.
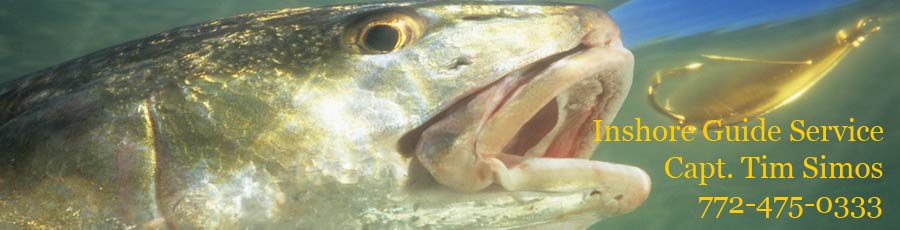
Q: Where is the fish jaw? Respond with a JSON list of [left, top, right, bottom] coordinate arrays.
[[413, 6, 649, 214]]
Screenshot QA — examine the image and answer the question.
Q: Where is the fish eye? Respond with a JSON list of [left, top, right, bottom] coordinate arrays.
[[361, 24, 402, 52], [349, 11, 424, 54]]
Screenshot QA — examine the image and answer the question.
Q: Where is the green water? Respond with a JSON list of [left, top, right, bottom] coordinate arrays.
[[1, 1, 898, 229]]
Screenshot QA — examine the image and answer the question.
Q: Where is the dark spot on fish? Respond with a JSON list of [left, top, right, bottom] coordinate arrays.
[[447, 56, 472, 70], [590, 190, 602, 196], [614, 194, 624, 201]]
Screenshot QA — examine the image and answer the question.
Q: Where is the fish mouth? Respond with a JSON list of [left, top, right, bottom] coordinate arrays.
[[397, 38, 623, 166], [391, 7, 646, 227], [473, 29, 632, 170], [480, 45, 596, 165], [399, 9, 643, 207]]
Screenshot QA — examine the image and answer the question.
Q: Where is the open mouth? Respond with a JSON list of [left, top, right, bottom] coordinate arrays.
[[475, 44, 608, 167], [400, 27, 634, 165], [396, 7, 648, 216], [399, 26, 632, 167], [399, 25, 643, 204]]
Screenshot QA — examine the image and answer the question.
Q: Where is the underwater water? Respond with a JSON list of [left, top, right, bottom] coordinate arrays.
[[1, 0, 898, 229], [599, 0, 899, 229]]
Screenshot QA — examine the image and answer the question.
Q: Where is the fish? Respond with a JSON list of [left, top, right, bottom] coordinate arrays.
[[0, 1, 648, 229]]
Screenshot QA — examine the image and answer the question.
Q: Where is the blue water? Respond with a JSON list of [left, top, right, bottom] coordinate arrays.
[[611, 0, 854, 46]]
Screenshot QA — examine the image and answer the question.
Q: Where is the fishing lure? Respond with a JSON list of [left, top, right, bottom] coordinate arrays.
[[648, 17, 881, 128]]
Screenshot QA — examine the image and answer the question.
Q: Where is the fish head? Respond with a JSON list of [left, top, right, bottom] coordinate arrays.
[[306, 2, 647, 228]]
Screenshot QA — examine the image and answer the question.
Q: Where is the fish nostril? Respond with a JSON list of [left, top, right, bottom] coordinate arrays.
[[581, 29, 620, 48], [590, 190, 602, 196], [581, 29, 603, 47], [614, 194, 624, 201], [447, 56, 473, 70]]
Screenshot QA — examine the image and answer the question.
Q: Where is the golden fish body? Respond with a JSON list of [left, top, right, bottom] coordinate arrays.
[[0, 2, 644, 229]]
